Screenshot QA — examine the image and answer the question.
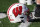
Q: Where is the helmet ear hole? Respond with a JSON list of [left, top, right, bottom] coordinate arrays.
[[20, 17, 24, 18], [21, 20, 25, 23]]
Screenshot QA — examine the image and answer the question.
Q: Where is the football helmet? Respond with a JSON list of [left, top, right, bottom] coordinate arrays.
[[7, 3, 29, 23]]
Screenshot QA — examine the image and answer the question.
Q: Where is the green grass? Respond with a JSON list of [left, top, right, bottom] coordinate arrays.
[[0, 17, 20, 27], [0, 0, 40, 27], [29, 22, 40, 27], [0, 0, 18, 12]]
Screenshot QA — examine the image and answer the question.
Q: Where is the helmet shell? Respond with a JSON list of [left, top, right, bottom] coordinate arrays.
[[7, 3, 29, 23]]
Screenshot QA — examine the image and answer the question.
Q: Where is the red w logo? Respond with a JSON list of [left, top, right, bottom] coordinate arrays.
[[12, 6, 22, 17]]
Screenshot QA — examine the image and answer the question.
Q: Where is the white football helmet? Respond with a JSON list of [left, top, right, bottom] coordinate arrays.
[[7, 3, 29, 23]]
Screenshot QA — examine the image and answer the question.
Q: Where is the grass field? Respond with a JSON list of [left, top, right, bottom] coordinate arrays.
[[0, 0, 40, 27]]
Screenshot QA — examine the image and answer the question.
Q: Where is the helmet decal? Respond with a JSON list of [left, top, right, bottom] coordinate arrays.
[[12, 6, 22, 17]]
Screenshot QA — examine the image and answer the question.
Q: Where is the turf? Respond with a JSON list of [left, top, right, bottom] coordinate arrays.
[[29, 22, 40, 27], [0, 17, 20, 27], [0, 0, 20, 27], [0, 0, 18, 12], [0, 0, 40, 27]]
